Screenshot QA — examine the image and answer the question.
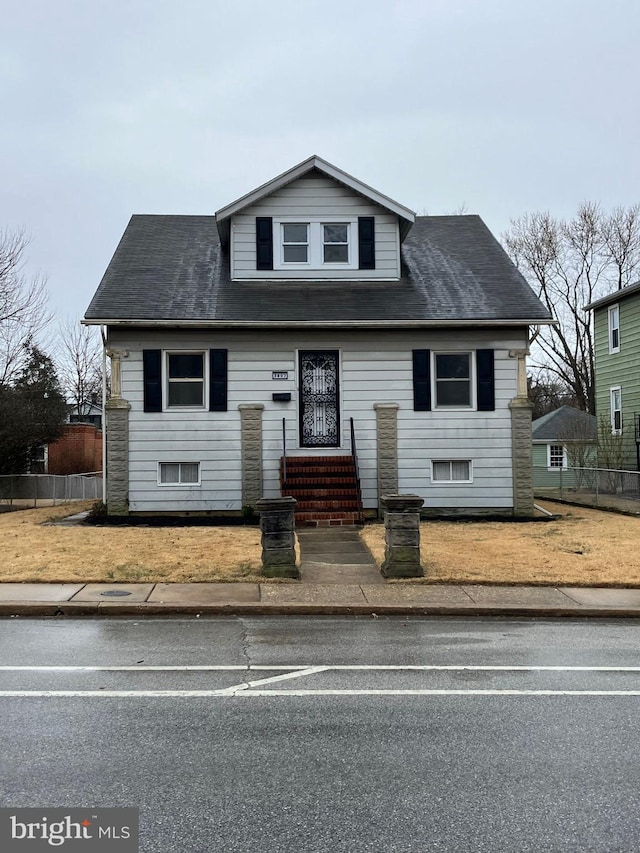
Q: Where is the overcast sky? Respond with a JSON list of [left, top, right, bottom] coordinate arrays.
[[2, 0, 639, 322]]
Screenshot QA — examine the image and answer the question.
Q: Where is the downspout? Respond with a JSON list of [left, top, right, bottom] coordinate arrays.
[[101, 326, 107, 504]]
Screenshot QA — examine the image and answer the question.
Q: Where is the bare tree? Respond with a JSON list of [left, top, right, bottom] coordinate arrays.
[[503, 204, 640, 415], [0, 228, 50, 386], [55, 317, 104, 419]]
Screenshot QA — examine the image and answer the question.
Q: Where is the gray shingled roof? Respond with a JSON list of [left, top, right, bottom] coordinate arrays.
[[84, 214, 552, 325], [532, 406, 597, 442]]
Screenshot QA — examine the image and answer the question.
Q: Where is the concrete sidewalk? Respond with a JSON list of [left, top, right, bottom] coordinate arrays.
[[2, 580, 640, 618]]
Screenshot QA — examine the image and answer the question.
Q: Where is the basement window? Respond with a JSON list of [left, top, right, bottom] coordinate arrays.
[[431, 460, 472, 483], [158, 462, 201, 486]]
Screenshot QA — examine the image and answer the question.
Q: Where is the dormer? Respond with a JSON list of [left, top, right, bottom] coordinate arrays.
[[215, 155, 415, 281]]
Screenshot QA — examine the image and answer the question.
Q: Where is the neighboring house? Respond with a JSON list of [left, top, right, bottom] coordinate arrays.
[[586, 281, 640, 471], [47, 423, 103, 475], [83, 155, 552, 522], [532, 406, 597, 491], [69, 400, 103, 430]]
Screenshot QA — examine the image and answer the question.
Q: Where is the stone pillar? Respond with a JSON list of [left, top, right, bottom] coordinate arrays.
[[239, 404, 264, 510], [374, 403, 399, 516], [105, 348, 130, 516], [256, 497, 298, 579], [380, 494, 424, 578], [509, 397, 534, 517], [106, 397, 130, 516]]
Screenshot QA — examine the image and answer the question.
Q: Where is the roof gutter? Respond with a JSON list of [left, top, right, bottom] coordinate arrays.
[[83, 317, 558, 329]]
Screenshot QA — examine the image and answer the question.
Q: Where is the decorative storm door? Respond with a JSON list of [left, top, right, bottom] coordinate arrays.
[[299, 350, 340, 447]]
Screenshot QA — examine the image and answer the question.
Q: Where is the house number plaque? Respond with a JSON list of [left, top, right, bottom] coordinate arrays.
[[272, 371, 288, 380]]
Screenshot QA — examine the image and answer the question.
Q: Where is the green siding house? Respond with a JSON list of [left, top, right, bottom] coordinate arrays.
[[532, 406, 597, 492], [586, 280, 640, 471]]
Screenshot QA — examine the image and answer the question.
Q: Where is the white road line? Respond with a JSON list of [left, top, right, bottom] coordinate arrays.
[[0, 689, 639, 698], [2, 665, 640, 672], [0, 665, 308, 672], [216, 666, 331, 695]]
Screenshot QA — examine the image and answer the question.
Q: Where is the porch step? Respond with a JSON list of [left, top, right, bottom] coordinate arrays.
[[281, 455, 362, 527]]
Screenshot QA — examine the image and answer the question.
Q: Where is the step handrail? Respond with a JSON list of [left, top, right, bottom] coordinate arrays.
[[349, 417, 364, 526], [281, 417, 287, 489]]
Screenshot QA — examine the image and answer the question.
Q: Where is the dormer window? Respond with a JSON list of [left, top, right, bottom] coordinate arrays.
[[274, 217, 357, 270], [323, 224, 349, 263], [282, 223, 309, 263]]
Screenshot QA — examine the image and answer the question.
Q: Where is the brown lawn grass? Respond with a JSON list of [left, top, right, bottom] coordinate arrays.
[[360, 502, 640, 586], [3, 500, 640, 586], [0, 503, 262, 583]]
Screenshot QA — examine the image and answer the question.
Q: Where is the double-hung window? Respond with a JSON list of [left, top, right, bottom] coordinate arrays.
[[275, 219, 356, 269], [166, 352, 205, 408], [282, 223, 309, 264], [548, 445, 567, 469], [323, 223, 349, 263], [610, 386, 622, 434], [608, 305, 620, 353], [434, 353, 473, 407]]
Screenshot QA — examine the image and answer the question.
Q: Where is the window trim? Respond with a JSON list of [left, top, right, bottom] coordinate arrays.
[[432, 351, 476, 410], [608, 304, 620, 354], [430, 459, 473, 484], [164, 350, 207, 411], [610, 386, 622, 434], [157, 462, 202, 487], [547, 444, 567, 470], [273, 217, 358, 270]]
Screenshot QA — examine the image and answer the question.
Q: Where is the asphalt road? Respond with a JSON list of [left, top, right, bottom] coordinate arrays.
[[1, 616, 640, 852]]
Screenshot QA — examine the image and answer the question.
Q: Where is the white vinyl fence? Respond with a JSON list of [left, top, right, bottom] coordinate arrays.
[[0, 473, 103, 507]]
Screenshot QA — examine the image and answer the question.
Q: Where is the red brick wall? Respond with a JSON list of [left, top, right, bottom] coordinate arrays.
[[48, 424, 103, 475]]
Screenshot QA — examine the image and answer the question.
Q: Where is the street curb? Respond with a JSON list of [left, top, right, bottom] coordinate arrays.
[[1, 602, 640, 619]]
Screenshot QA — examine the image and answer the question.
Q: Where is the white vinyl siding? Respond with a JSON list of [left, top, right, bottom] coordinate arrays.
[[110, 327, 526, 514], [231, 174, 400, 280]]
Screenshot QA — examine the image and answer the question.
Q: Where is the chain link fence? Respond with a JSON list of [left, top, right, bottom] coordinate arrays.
[[0, 473, 103, 508], [534, 466, 640, 513]]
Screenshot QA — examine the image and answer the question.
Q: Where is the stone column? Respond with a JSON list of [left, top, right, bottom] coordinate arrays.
[[105, 349, 130, 516], [239, 404, 264, 511], [508, 348, 534, 517], [380, 494, 424, 578], [106, 397, 130, 516], [374, 403, 399, 516], [256, 496, 298, 579], [509, 397, 534, 517]]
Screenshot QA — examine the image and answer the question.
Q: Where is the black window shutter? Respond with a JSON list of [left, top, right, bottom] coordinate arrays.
[[358, 216, 375, 270], [476, 349, 495, 411], [256, 217, 273, 270], [209, 349, 228, 412], [412, 349, 431, 411], [143, 350, 162, 412]]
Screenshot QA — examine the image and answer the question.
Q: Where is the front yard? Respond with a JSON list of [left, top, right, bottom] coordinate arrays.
[[2, 501, 640, 586]]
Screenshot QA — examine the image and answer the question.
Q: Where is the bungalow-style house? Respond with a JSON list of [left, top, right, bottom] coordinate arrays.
[[83, 156, 552, 523], [532, 406, 597, 492], [586, 281, 640, 471]]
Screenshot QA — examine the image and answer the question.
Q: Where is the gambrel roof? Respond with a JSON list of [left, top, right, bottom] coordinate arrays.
[[84, 214, 553, 327]]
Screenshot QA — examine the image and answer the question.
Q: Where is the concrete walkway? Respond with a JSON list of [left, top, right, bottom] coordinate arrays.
[[297, 527, 383, 585]]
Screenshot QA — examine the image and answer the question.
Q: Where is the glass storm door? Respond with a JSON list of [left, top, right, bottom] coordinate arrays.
[[299, 350, 340, 447]]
